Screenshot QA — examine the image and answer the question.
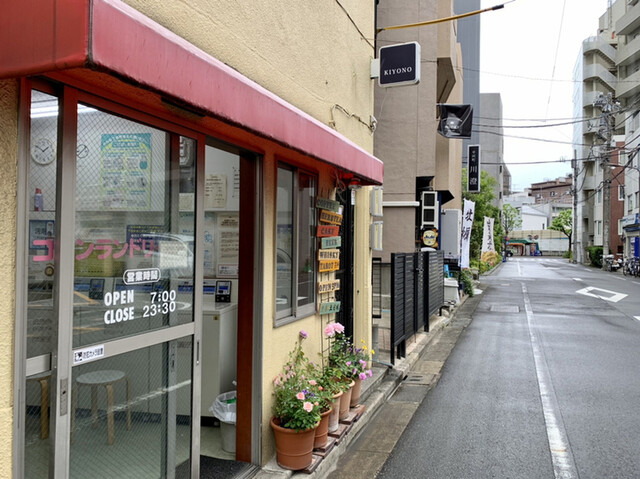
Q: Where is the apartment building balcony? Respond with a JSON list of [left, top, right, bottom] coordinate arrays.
[[583, 36, 616, 63], [581, 174, 596, 191], [616, 33, 640, 67], [616, 68, 640, 100], [583, 90, 604, 108], [436, 3, 459, 102], [616, 2, 640, 36], [583, 63, 617, 90]]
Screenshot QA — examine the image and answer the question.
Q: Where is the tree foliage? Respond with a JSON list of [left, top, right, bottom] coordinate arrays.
[[462, 169, 502, 261], [549, 209, 572, 251], [502, 203, 522, 238]]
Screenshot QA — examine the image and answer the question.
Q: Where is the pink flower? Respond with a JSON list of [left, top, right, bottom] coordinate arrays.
[[303, 402, 313, 413], [296, 392, 305, 400], [359, 372, 367, 381], [346, 361, 351, 366], [333, 323, 345, 334], [299, 330, 308, 339], [309, 379, 317, 386], [324, 323, 336, 337], [359, 360, 367, 367], [367, 369, 373, 377]]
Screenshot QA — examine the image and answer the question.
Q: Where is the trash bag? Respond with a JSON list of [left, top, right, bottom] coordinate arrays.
[[210, 391, 236, 424]]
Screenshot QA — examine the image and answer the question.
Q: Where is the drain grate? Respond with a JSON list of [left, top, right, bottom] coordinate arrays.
[[489, 304, 520, 313], [404, 373, 436, 386]]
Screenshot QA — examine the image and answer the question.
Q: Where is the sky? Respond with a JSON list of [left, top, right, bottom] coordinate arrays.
[[479, 0, 610, 191]]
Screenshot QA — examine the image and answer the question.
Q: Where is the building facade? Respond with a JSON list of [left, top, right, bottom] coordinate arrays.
[[375, 0, 464, 262], [478, 93, 508, 209], [0, 1, 383, 477], [616, 0, 640, 258], [573, 3, 622, 263], [530, 177, 573, 205]]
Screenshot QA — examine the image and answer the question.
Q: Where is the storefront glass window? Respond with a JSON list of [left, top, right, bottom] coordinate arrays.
[[73, 109, 196, 348], [275, 166, 316, 322], [25, 88, 59, 478], [69, 340, 193, 478]]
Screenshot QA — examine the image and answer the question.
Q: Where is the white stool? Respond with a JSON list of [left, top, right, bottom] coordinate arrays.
[[71, 370, 131, 445]]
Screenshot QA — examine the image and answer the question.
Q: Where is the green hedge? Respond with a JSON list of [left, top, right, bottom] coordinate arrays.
[[586, 246, 603, 268]]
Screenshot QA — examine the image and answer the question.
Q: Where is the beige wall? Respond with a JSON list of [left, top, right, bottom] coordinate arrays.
[[7, 2, 378, 469], [0, 78, 18, 477], [260, 157, 373, 462], [123, 0, 376, 154], [133, 1, 382, 463]]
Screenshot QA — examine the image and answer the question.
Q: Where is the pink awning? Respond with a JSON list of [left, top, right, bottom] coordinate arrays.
[[0, 0, 383, 184]]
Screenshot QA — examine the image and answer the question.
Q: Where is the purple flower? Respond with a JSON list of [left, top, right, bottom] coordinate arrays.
[[299, 330, 308, 339], [346, 361, 352, 366], [359, 360, 367, 367], [359, 372, 367, 381], [367, 369, 373, 377]]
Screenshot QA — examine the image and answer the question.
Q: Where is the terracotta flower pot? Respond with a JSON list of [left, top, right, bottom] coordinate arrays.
[[314, 408, 332, 449], [328, 391, 343, 433], [339, 380, 355, 420], [270, 417, 317, 471], [350, 377, 363, 407]]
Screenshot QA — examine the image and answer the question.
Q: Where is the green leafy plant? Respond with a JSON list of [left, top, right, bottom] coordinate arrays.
[[324, 322, 373, 386], [272, 331, 322, 431], [458, 269, 474, 297], [586, 246, 603, 268]]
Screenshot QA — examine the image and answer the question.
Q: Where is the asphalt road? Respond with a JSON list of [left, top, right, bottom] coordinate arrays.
[[377, 257, 640, 479]]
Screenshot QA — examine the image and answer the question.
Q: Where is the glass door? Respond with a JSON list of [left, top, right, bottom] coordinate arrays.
[[23, 85, 203, 478]]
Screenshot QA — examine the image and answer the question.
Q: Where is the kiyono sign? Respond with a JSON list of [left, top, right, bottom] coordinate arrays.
[[378, 42, 421, 87]]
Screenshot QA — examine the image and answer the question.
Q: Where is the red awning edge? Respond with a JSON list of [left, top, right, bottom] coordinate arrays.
[[0, 0, 383, 184]]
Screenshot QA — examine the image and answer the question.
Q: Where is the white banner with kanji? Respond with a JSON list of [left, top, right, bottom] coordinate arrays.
[[481, 217, 495, 253], [460, 199, 475, 269]]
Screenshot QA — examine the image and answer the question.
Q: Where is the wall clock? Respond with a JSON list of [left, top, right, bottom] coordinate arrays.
[[31, 137, 56, 165]]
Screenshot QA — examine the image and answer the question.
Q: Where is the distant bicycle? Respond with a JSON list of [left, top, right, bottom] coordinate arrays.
[[623, 257, 640, 277], [603, 254, 620, 272]]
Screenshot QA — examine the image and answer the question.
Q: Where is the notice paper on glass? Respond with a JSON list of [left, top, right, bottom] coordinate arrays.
[[205, 174, 227, 209]]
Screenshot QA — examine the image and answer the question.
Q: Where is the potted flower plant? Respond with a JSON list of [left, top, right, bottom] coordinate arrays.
[[347, 339, 374, 407], [324, 322, 375, 415], [271, 331, 322, 470]]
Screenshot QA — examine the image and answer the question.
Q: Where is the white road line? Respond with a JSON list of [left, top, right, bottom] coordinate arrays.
[[572, 278, 583, 282], [522, 283, 578, 479], [575, 286, 627, 303]]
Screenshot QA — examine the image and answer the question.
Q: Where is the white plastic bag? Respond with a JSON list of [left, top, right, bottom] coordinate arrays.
[[210, 391, 236, 424]]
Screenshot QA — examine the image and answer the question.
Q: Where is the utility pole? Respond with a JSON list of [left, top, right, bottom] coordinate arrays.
[[572, 149, 578, 264], [593, 92, 620, 270]]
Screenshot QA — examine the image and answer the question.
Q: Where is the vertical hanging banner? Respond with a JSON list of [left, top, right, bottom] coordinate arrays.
[[481, 217, 495, 253], [467, 145, 480, 193], [460, 199, 475, 269]]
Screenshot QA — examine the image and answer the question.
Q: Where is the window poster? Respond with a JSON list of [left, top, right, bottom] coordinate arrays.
[[203, 213, 216, 277], [217, 213, 239, 277], [205, 174, 227, 209], [100, 133, 152, 210]]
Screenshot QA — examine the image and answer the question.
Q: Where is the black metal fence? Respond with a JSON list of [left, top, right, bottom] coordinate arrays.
[[388, 250, 445, 364]]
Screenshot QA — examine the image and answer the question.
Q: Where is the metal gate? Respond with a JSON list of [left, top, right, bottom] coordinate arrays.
[[390, 251, 444, 364], [427, 251, 445, 318]]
